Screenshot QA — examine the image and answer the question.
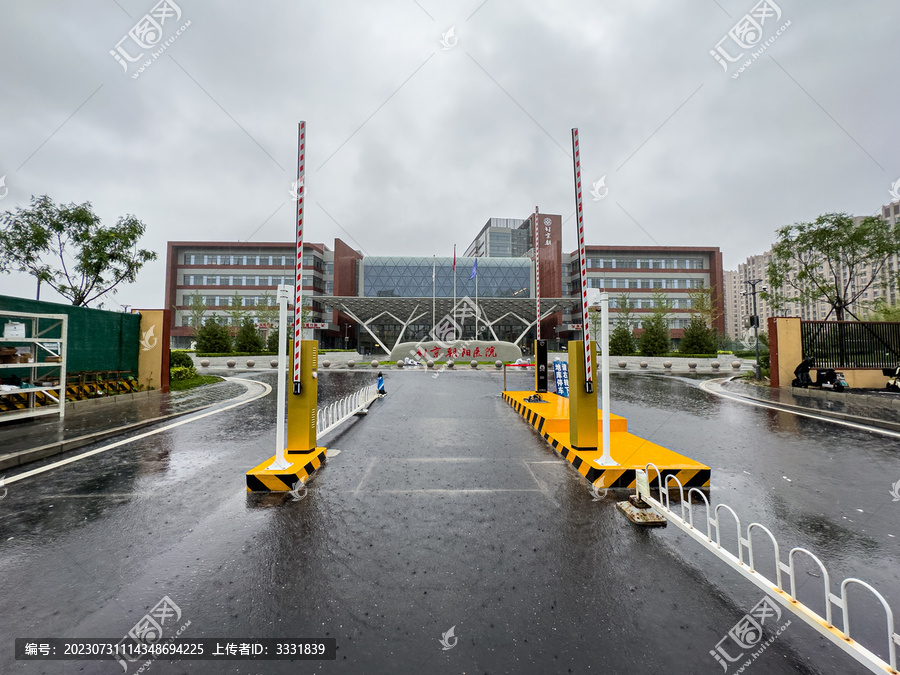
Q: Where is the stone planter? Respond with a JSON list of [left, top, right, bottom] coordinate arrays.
[[226, 359, 235, 368]]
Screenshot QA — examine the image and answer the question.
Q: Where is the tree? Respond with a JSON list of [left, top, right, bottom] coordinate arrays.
[[196, 316, 231, 353], [679, 316, 717, 354], [187, 293, 207, 336], [255, 291, 278, 334], [639, 292, 671, 356], [687, 284, 719, 329], [234, 317, 264, 353], [0, 195, 157, 306], [765, 213, 900, 321], [609, 293, 636, 355], [865, 298, 900, 321], [609, 322, 635, 355], [227, 291, 248, 330]]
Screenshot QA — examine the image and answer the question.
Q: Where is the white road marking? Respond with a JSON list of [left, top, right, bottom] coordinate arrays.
[[4, 378, 272, 485], [700, 379, 900, 439]]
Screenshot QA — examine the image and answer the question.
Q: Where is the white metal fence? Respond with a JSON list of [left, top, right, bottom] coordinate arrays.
[[316, 385, 378, 438], [635, 463, 899, 674]]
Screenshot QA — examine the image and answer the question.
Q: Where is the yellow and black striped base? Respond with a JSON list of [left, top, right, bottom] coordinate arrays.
[[246, 448, 327, 492], [503, 391, 710, 489]]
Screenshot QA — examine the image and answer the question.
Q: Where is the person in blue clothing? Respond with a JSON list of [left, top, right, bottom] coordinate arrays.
[[377, 371, 386, 396]]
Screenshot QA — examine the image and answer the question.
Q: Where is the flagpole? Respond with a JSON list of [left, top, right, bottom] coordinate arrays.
[[475, 268, 479, 338], [432, 255, 436, 338], [453, 244, 457, 340]]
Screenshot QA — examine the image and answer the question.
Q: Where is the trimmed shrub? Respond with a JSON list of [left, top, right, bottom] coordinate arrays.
[[169, 351, 194, 370], [170, 365, 197, 381]]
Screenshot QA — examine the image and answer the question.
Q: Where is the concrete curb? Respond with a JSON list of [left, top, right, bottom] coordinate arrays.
[[720, 380, 900, 433], [0, 395, 233, 472]]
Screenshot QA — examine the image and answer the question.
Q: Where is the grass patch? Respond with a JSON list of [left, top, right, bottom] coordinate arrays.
[[169, 374, 223, 391]]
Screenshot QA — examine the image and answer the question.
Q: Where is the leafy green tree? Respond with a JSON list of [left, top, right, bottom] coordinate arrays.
[[187, 293, 207, 335], [228, 291, 248, 330], [234, 317, 264, 353], [865, 298, 900, 321], [679, 316, 717, 354], [639, 293, 671, 356], [766, 213, 900, 321], [609, 322, 634, 355], [0, 195, 156, 306], [196, 316, 231, 353]]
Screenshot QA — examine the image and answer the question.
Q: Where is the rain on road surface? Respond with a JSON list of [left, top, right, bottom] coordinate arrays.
[[0, 369, 896, 674]]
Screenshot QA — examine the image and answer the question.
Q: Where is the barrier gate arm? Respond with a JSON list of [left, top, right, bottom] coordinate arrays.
[[634, 465, 899, 675]]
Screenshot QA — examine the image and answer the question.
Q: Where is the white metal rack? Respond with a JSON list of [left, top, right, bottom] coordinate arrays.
[[0, 309, 68, 423]]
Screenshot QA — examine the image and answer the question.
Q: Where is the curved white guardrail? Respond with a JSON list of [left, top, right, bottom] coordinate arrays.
[[635, 463, 899, 675], [316, 384, 378, 439]]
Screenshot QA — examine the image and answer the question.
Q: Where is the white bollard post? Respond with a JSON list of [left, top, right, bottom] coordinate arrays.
[[269, 284, 291, 470], [596, 292, 618, 467]]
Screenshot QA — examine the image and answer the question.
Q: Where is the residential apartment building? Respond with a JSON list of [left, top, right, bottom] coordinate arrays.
[[723, 270, 740, 340]]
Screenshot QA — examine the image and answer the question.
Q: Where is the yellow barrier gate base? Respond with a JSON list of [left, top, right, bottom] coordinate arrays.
[[504, 339, 710, 490], [246, 340, 327, 493]]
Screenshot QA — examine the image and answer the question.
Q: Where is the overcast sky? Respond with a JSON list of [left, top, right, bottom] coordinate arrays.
[[1, 0, 898, 309]]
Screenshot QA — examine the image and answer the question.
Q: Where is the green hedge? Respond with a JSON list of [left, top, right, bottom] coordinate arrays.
[[196, 351, 278, 358]]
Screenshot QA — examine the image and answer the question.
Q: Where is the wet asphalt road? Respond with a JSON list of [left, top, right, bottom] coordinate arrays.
[[0, 369, 897, 674]]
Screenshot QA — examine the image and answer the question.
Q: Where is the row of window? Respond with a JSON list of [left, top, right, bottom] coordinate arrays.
[[582, 258, 706, 270], [183, 254, 329, 272], [181, 293, 331, 307], [182, 275, 329, 292], [585, 278, 705, 290]]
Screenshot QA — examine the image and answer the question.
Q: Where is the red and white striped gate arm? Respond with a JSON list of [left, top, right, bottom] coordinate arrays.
[[571, 128, 593, 393], [293, 121, 306, 395], [533, 205, 541, 340]]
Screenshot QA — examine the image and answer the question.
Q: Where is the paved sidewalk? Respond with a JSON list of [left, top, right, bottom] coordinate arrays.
[[720, 377, 900, 430], [0, 378, 252, 471]]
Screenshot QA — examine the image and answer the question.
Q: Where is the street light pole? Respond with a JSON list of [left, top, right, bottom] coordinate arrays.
[[743, 278, 766, 380]]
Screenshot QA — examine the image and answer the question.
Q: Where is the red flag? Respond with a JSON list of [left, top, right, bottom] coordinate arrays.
[[452, 244, 456, 271]]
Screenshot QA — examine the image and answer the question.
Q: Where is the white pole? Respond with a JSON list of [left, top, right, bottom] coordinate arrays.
[[453, 245, 457, 340], [270, 284, 291, 470], [596, 291, 617, 466], [432, 256, 436, 338]]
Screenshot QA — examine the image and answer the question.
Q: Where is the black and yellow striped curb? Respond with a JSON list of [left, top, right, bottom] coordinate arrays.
[[503, 391, 710, 489], [246, 448, 327, 492]]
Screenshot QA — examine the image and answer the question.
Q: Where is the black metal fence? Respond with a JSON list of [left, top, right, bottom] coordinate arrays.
[[801, 320, 900, 369]]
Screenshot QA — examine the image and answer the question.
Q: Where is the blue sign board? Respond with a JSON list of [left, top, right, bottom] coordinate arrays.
[[553, 361, 569, 397]]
